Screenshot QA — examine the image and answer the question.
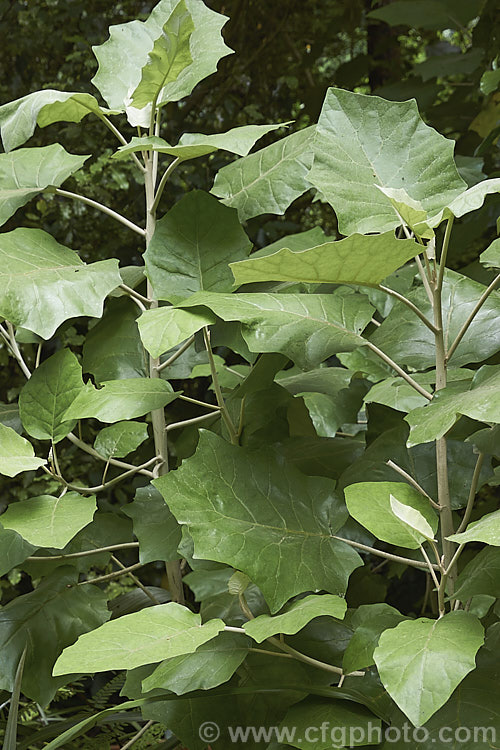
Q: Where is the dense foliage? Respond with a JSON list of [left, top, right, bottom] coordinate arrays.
[[0, 0, 499, 748]]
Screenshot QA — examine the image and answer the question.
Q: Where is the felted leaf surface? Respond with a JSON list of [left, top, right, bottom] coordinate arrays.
[[145, 190, 251, 303], [53, 602, 225, 674], [0, 527, 35, 576], [389, 495, 435, 542], [94, 421, 149, 459], [82, 297, 147, 382], [429, 178, 500, 227], [113, 122, 288, 161], [91, 0, 232, 115], [0, 90, 105, 152], [373, 612, 484, 726], [130, 0, 194, 110], [123, 485, 181, 564], [211, 126, 316, 221], [480, 237, 500, 269], [447, 509, 500, 546], [279, 698, 381, 750], [0, 145, 89, 226], [243, 594, 347, 643], [0, 423, 46, 477], [453, 547, 500, 601], [0, 228, 121, 339], [19, 349, 84, 443], [307, 88, 466, 235], [0, 566, 110, 704], [154, 431, 362, 613], [0, 492, 97, 549], [178, 289, 374, 369], [342, 603, 407, 674], [406, 366, 500, 446], [138, 307, 215, 358], [142, 631, 248, 694], [370, 269, 500, 369], [344, 481, 438, 549], [63, 378, 178, 423], [230, 233, 419, 287]]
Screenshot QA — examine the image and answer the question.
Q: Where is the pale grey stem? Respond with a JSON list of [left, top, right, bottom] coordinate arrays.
[[415, 254, 434, 304], [203, 326, 239, 444], [1, 323, 32, 379], [332, 534, 439, 571], [27, 542, 140, 561], [446, 274, 500, 363], [178, 394, 221, 411], [47, 456, 160, 494], [419, 544, 440, 591], [152, 157, 181, 214], [377, 285, 438, 333], [155, 335, 195, 373], [119, 284, 151, 306], [55, 189, 146, 236], [98, 113, 146, 173], [366, 341, 433, 400], [119, 721, 154, 750]]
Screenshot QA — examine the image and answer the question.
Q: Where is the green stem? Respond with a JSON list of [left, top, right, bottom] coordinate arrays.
[[365, 341, 433, 400], [155, 335, 195, 373], [386, 459, 441, 509], [77, 562, 145, 586], [26, 542, 140, 561], [445, 273, 500, 364], [437, 216, 454, 291], [331, 535, 439, 571], [455, 452, 485, 535], [54, 189, 145, 236], [152, 157, 181, 214], [45, 456, 160, 494], [67, 433, 155, 477], [110, 555, 161, 606], [166, 411, 220, 432], [97, 113, 146, 173], [203, 326, 239, 444], [377, 285, 438, 333], [144, 149, 184, 605]]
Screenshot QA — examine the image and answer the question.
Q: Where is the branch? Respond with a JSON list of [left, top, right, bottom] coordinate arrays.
[[77, 561, 145, 586], [46, 456, 160, 494], [203, 327, 239, 444], [445, 274, 500, 363], [365, 341, 433, 400], [331, 534, 439, 571], [386, 459, 441, 509], [0, 323, 32, 379], [178, 394, 221, 411], [55, 189, 146, 236], [152, 157, 181, 214], [166, 411, 220, 432], [455, 452, 485, 535], [155, 335, 195, 373], [26, 542, 140, 561], [67, 433, 156, 477], [437, 216, 454, 292], [377, 285, 438, 333], [98, 113, 146, 173], [111, 555, 161, 606]]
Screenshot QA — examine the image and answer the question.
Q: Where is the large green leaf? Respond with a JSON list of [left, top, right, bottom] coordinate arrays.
[[364, 369, 473, 414], [91, 0, 232, 119], [344, 481, 438, 549], [448, 509, 500, 546], [307, 88, 466, 235], [123, 485, 181, 564], [370, 269, 500, 369], [480, 237, 500, 269], [279, 698, 381, 750], [0, 90, 105, 152], [53, 602, 225, 674], [0, 527, 35, 576], [178, 290, 373, 369], [243, 595, 347, 643], [0, 566, 109, 704], [94, 421, 149, 459], [389, 495, 435, 542], [142, 631, 248, 694], [428, 178, 500, 227], [18, 349, 84, 443], [373, 612, 484, 726], [0, 492, 96, 549], [0, 423, 46, 477], [0, 228, 121, 339], [82, 297, 147, 382], [453, 547, 500, 601], [154, 431, 362, 613], [211, 126, 316, 221], [138, 307, 215, 358], [114, 123, 289, 162], [63, 378, 178, 423], [130, 0, 193, 111], [342, 604, 407, 675], [406, 366, 500, 446], [145, 190, 251, 303], [230, 233, 419, 287], [0, 145, 88, 226]]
